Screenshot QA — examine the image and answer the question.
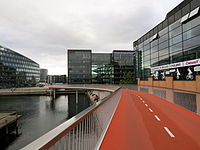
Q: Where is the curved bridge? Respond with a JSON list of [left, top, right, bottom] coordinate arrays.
[[48, 85, 117, 92], [48, 85, 118, 100], [22, 86, 200, 150]]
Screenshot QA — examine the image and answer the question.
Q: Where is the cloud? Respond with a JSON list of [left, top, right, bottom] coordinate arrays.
[[0, 0, 183, 74]]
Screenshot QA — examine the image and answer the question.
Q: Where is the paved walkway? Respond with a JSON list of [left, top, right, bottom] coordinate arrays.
[[100, 89, 200, 150]]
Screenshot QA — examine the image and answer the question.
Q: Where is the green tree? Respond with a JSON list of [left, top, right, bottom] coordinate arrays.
[[120, 71, 134, 84]]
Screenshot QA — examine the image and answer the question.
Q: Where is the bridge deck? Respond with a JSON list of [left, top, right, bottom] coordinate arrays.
[[48, 85, 119, 92], [100, 89, 200, 150]]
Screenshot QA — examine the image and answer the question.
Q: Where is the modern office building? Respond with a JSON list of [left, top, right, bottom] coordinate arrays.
[[133, 0, 200, 82], [67, 49, 136, 84], [92, 53, 113, 84], [0, 45, 40, 88], [112, 50, 136, 84], [47, 75, 67, 84], [40, 68, 48, 83], [67, 50, 92, 84]]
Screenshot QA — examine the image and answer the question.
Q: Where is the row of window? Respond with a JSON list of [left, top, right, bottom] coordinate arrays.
[[142, 46, 200, 68], [1, 57, 38, 67], [141, 22, 200, 64], [16, 68, 39, 74], [0, 51, 38, 67], [142, 28, 200, 56], [2, 62, 39, 70], [68, 60, 91, 65], [68, 54, 91, 59], [137, 0, 200, 45], [143, 34, 200, 60], [0, 72, 39, 78], [139, 15, 200, 50], [69, 74, 91, 78]]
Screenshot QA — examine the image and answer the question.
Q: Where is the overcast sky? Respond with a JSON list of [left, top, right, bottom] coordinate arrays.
[[0, 0, 183, 75]]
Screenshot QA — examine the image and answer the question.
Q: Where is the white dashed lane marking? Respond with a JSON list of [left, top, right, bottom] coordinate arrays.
[[154, 115, 161, 121], [148, 108, 153, 112], [136, 94, 175, 139], [164, 127, 175, 138]]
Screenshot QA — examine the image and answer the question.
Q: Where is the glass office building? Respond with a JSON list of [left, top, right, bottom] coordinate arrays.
[[113, 50, 136, 84], [133, 0, 200, 81], [47, 75, 67, 84], [40, 68, 48, 83], [67, 49, 136, 84], [0, 45, 40, 88], [67, 50, 92, 84], [92, 53, 113, 84]]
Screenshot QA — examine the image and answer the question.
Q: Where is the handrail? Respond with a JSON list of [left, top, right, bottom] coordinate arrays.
[[22, 87, 121, 150]]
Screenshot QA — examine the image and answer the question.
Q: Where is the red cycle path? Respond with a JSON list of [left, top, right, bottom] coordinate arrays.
[[100, 89, 200, 150]]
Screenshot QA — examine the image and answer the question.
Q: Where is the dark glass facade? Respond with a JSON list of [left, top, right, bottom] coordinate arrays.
[[47, 75, 66, 84], [40, 69, 48, 82], [68, 50, 136, 84], [68, 50, 92, 84], [133, 0, 200, 81], [0, 45, 40, 88], [113, 50, 136, 84], [92, 53, 113, 84]]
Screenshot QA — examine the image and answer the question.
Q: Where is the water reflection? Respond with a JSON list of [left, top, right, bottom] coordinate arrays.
[[125, 84, 200, 115], [68, 94, 90, 118], [0, 93, 90, 150]]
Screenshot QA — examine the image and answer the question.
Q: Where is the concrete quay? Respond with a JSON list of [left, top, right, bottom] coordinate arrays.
[[0, 87, 50, 96], [0, 112, 21, 149], [0, 112, 21, 129]]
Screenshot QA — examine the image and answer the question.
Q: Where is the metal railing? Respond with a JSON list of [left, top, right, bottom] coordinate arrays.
[[22, 88, 121, 150]]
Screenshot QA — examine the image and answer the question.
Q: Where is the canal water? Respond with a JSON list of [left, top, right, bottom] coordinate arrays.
[[0, 94, 90, 150]]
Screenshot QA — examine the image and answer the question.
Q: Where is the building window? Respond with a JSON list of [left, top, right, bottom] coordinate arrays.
[[170, 42, 182, 53]]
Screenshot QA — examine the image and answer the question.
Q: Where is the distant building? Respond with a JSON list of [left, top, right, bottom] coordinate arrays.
[[47, 75, 67, 84], [40, 69, 48, 83], [0, 45, 40, 88], [67, 49, 136, 84], [92, 53, 113, 84], [67, 50, 92, 84], [112, 50, 136, 84]]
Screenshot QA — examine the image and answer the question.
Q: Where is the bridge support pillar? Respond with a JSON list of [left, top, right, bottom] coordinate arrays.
[[53, 89, 56, 100]]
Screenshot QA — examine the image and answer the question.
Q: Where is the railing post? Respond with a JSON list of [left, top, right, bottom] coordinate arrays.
[[76, 90, 78, 113], [76, 90, 78, 104], [50, 89, 52, 96]]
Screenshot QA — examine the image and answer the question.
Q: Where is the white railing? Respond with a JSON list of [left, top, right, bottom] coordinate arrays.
[[22, 88, 121, 150]]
